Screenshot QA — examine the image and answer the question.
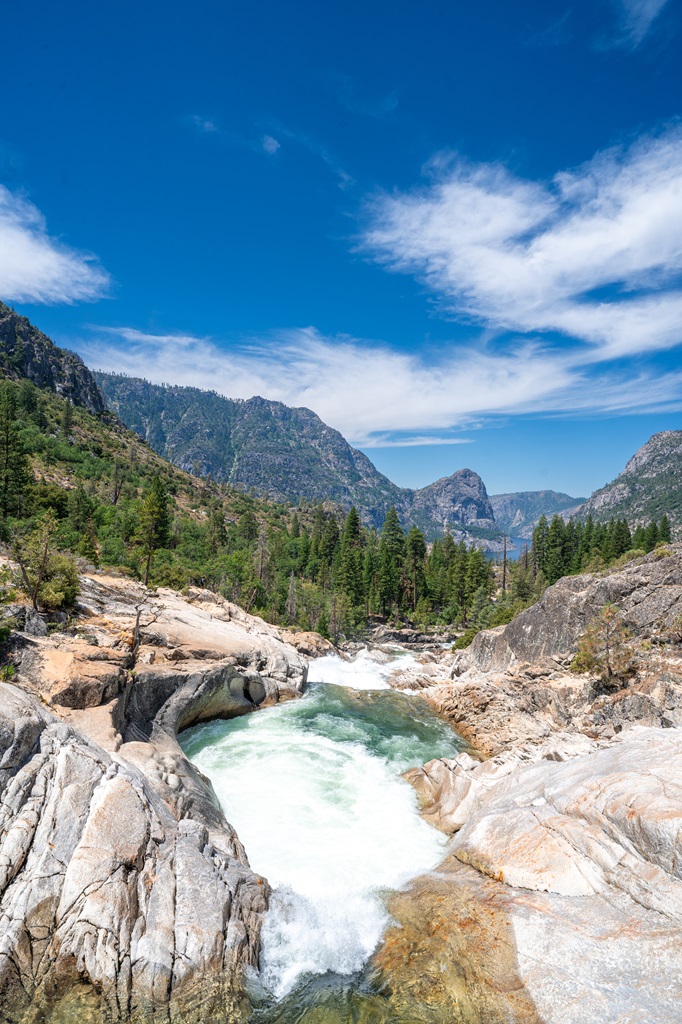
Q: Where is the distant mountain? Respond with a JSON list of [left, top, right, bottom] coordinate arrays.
[[411, 469, 497, 537], [95, 371, 500, 541], [490, 490, 586, 539], [574, 431, 682, 530], [0, 301, 105, 415]]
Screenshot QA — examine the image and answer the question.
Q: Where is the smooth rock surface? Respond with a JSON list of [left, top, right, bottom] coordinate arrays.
[[0, 571, 307, 1024]]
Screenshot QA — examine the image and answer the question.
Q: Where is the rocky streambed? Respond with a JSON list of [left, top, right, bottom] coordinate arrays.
[[2, 549, 682, 1023]]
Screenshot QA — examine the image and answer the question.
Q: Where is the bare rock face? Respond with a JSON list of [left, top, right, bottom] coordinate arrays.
[[394, 728, 682, 1024], [456, 547, 682, 677], [0, 301, 106, 415], [574, 429, 682, 529], [0, 572, 307, 1023], [388, 551, 682, 1022]]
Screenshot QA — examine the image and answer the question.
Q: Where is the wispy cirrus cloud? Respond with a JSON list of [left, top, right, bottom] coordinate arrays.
[[361, 127, 682, 361], [614, 0, 670, 47], [0, 186, 110, 304], [77, 323, 682, 448], [188, 114, 220, 134]]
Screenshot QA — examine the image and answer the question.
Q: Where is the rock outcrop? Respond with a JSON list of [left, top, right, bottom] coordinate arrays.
[[574, 429, 682, 531], [383, 549, 682, 1024], [0, 571, 307, 1024], [0, 301, 105, 415], [455, 546, 682, 679], [391, 728, 682, 1024]]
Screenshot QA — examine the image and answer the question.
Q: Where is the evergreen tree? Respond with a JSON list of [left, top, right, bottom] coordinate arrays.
[[377, 507, 405, 613], [0, 382, 31, 525], [545, 515, 567, 584], [285, 572, 297, 623], [207, 503, 227, 552], [659, 514, 672, 544], [137, 476, 172, 585], [60, 398, 73, 438], [12, 511, 79, 611], [238, 508, 258, 542], [339, 507, 363, 606], [644, 520, 659, 552], [532, 515, 549, 576], [406, 526, 426, 611]]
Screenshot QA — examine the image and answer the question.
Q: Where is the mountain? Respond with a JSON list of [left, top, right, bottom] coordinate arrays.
[[410, 469, 497, 538], [490, 490, 586, 539], [94, 371, 500, 540], [0, 302, 105, 415], [574, 431, 682, 529]]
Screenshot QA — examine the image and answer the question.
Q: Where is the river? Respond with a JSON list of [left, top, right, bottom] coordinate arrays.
[[179, 648, 465, 1018]]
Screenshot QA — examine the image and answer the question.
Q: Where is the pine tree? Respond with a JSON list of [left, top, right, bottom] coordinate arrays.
[[659, 514, 672, 544], [238, 509, 258, 542], [644, 520, 659, 552], [339, 507, 363, 606], [532, 515, 549, 577], [207, 503, 227, 552], [60, 398, 73, 438], [545, 515, 567, 584], [0, 382, 31, 525], [377, 507, 405, 614], [406, 526, 426, 611], [137, 475, 172, 585], [285, 572, 298, 623]]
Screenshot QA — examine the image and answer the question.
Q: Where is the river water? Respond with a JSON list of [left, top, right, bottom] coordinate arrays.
[[179, 649, 465, 1014]]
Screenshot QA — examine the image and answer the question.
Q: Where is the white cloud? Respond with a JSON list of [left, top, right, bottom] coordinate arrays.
[[189, 114, 219, 134], [262, 135, 281, 155], [0, 186, 110, 305], [615, 0, 669, 46], [362, 129, 682, 360], [78, 325, 682, 447]]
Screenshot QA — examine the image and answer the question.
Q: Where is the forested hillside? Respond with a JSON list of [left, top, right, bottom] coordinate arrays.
[[95, 371, 501, 542]]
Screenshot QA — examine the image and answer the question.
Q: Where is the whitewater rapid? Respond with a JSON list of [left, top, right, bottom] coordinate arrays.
[[180, 649, 462, 1000]]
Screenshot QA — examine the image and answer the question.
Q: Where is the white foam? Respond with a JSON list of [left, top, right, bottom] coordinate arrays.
[[307, 649, 419, 691], [186, 693, 447, 998]]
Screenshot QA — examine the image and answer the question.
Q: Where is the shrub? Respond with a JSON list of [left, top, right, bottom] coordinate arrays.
[[570, 603, 634, 685], [454, 626, 479, 650], [12, 511, 80, 611]]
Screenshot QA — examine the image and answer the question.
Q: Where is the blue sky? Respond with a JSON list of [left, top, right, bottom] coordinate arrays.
[[2, 0, 682, 496]]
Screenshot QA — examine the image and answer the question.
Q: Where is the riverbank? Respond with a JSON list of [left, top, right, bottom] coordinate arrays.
[[0, 571, 307, 1024], [2, 550, 682, 1023], [370, 547, 682, 1023]]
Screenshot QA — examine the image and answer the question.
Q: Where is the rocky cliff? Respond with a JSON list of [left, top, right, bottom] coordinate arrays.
[[0, 570, 306, 1023], [574, 429, 682, 530], [490, 489, 585, 538], [95, 371, 499, 540], [0, 302, 105, 415], [376, 549, 682, 1024], [408, 468, 496, 536]]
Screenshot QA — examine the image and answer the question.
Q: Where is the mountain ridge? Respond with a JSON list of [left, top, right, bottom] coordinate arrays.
[[0, 301, 105, 415], [94, 370, 500, 541], [574, 430, 682, 530], [490, 490, 586, 539]]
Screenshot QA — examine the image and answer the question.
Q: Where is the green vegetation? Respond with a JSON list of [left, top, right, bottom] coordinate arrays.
[[570, 604, 634, 685], [529, 511, 671, 585], [0, 373, 508, 634], [0, 367, 676, 643]]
